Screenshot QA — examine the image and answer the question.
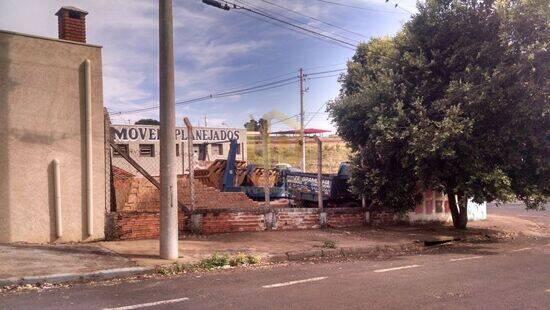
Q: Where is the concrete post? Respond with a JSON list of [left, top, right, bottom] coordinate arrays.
[[299, 68, 306, 172], [261, 121, 271, 207], [183, 117, 195, 211], [159, 0, 178, 260], [314, 136, 323, 211]]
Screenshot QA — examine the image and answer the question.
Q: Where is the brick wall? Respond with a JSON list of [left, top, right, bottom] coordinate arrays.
[[201, 211, 266, 234], [113, 212, 188, 240], [113, 173, 258, 213], [326, 209, 366, 228], [273, 209, 320, 230]]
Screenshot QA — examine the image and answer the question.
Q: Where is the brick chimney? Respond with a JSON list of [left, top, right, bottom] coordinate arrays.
[[55, 6, 88, 43]]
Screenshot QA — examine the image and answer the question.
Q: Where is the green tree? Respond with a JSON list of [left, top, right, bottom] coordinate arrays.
[[328, 0, 549, 229], [135, 118, 160, 125], [244, 118, 268, 131]]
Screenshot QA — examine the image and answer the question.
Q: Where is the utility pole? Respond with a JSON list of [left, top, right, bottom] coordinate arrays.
[[299, 68, 306, 172], [159, 0, 178, 260]]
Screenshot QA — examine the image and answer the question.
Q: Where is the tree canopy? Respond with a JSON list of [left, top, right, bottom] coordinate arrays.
[[244, 118, 268, 131], [135, 119, 160, 125], [328, 0, 549, 228]]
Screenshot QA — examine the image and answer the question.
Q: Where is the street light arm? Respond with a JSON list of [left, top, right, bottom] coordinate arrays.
[[202, 0, 230, 10]]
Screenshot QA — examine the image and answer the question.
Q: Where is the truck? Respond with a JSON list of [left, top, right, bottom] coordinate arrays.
[[218, 140, 360, 207], [285, 163, 360, 207]]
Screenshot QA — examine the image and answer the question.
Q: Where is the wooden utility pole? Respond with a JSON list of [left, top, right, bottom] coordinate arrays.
[[159, 0, 178, 260]]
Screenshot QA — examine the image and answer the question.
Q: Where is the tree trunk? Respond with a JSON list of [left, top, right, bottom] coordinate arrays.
[[447, 188, 468, 229]]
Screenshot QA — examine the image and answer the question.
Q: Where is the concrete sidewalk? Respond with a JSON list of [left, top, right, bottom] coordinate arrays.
[[1, 214, 545, 286]]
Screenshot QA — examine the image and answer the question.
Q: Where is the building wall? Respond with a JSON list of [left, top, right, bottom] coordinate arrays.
[[111, 124, 247, 176], [0, 30, 105, 243]]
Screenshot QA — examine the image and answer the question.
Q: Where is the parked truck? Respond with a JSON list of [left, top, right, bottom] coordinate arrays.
[[285, 162, 360, 207], [218, 140, 360, 207]]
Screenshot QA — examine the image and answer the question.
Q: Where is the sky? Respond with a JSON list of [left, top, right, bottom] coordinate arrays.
[[0, 0, 417, 131]]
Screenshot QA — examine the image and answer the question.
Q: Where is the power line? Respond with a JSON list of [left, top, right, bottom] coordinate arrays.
[[110, 76, 299, 116], [315, 0, 408, 14], [306, 73, 341, 80], [109, 67, 349, 116], [304, 68, 346, 76], [222, 0, 357, 50], [238, 0, 361, 44], [259, 0, 368, 39], [233, 10, 353, 50], [305, 102, 329, 127], [385, 0, 414, 15]]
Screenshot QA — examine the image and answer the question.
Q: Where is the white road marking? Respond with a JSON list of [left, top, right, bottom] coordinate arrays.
[[262, 276, 328, 288], [449, 256, 483, 262], [511, 247, 533, 252], [103, 297, 190, 310], [546, 289, 550, 293], [373, 265, 421, 273]]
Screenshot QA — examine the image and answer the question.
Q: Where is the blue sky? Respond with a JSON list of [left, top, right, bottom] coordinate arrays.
[[0, 0, 416, 131]]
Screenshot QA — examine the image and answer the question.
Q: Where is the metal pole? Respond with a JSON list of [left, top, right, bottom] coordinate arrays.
[[299, 68, 306, 172], [159, 0, 178, 260], [314, 136, 323, 210], [183, 117, 195, 211]]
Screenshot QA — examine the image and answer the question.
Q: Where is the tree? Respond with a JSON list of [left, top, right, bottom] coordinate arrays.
[[135, 118, 160, 125], [328, 0, 549, 229], [244, 118, 268, 131]]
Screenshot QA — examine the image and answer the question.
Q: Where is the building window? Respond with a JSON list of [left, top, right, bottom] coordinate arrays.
[[176, 143, 180, 157], [193, 144, 206, 161], [212, 143, 223, 156], [139, 144, 155, 157], [113, 144, 129, 157], [236, 143, 241, 155]]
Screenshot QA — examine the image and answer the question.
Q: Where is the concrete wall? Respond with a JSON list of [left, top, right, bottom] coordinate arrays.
[[0, 30, 105, 243]]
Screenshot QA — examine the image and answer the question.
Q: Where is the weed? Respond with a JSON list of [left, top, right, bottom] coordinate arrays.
[[323, 240, 337, 249], [246, 254, 260, 265], [199, 253, 230, 269]]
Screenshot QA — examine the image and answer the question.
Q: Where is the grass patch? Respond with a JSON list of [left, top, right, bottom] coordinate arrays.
[[156, 253, 261, 275], [322, 240, 337, 249]]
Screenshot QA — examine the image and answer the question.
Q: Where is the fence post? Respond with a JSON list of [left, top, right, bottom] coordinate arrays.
[[261, 120, 270, 207], [183, 117, 195, 212], [314, 136, 323, 210]]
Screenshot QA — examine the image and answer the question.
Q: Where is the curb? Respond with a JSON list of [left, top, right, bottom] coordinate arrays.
[[0, 266, 154, 287], [268, 242, 422, 263]]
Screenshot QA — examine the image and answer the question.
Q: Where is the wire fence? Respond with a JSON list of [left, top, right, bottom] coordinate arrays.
[[246, 133, 350, 174]]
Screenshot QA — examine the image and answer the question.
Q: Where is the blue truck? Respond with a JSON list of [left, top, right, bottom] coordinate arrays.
[[221, 140, 360, 206]]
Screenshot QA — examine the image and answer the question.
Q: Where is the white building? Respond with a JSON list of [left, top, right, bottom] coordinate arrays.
[[111, 124, 247, 176]]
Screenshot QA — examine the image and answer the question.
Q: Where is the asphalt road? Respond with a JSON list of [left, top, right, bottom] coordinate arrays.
[[1, 236, 549, 310], [487, 202, 550, 226]]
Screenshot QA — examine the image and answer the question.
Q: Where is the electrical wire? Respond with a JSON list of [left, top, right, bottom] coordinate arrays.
[[223, 0, 356, 49], [305, 102, 329, 127], [315, 0, 408, 14], [237, 0, 361, 44], [110, 76, 299, 116], [109, 67, 349, 116], [259, 0, 368, 39], [306, 73, 341, 80], [304, 68, 346, 76]]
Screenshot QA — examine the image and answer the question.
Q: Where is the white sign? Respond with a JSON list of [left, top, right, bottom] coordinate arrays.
[[112, 125, 243, 142]]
